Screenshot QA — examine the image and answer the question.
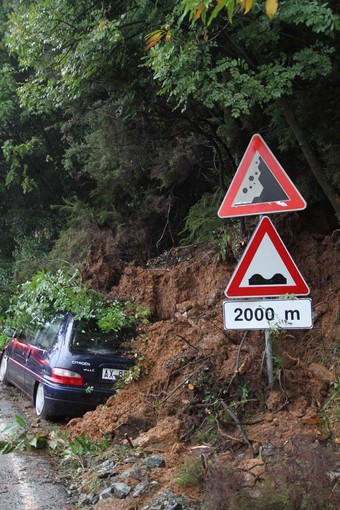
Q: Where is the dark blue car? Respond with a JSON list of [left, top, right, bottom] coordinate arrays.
[[0, 313, 135, 420]]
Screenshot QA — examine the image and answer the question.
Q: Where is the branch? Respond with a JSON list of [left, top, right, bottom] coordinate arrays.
[[176, 334, 199, 351], [220, 401, 254, 457], [160, 370, 197, 404]]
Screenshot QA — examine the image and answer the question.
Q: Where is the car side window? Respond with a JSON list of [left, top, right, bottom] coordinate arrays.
[[18, 325, 38, 344], [34, 315, 64, 350]]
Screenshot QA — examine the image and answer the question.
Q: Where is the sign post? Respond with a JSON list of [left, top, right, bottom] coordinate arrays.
[[218, 134, 311, 387], [265, 330, 273, 386]]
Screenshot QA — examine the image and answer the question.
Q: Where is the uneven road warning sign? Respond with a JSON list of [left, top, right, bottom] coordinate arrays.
[[225, 216, 309, 298], [218, 134, 306, 217]]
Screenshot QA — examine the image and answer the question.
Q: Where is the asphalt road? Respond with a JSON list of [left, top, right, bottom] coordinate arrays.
[[0, 384, 73, 510]]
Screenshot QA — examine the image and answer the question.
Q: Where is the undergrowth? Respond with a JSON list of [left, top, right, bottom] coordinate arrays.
[[179, 190, 245, 260], [175, 441, 340, 510], [0, 413, 138, 471]]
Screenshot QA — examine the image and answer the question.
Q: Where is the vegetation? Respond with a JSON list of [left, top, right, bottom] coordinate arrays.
[[174, 442, 340, 509], [0, 5, 338, 507], [0, 268, 149, 346], [0, 0, 336, 313]]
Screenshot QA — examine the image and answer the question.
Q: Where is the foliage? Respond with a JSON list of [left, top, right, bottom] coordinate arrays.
[[145, 2, 336, 116], [0, 414, 48, 453], [197, 442, 340, 509], [4, 268, 149, 334], [6, 268, 103, 330], [48, 429, 111, 470], [180, 190, 245, 260], [180, 190, 224, 245], [0, 414, 109, 465], [113, 354, 146, 390], [98, 300, 149, 333], [179, 0, 280, 27], [321, 378, 340, 433], [0, 331, 10, 351], [176, 456, 204, 486]]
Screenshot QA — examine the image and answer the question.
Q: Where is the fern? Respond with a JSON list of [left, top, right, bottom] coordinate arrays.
[[180, 190, 224, 245]]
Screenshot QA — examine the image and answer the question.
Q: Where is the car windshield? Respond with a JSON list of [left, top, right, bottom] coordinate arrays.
[[70, 319, 125, 355]]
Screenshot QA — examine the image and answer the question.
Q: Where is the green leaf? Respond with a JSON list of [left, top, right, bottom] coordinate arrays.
[[15, 414, 26, 428], [208, 0, 234, 26], [0, 423, 18, 436]]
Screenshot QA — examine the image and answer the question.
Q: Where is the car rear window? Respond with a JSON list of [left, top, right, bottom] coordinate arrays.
[[70, 319, 126, 355]]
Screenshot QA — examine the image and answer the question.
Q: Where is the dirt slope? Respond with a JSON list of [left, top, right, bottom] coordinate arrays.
[[66, 213, 340, 508]]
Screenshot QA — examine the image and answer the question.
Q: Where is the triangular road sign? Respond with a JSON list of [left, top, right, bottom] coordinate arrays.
[[218, 134, 306, 218], [225, 216, 309, 298]]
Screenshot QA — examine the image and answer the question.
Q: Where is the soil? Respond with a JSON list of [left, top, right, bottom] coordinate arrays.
[[64, 213, 340, 508]]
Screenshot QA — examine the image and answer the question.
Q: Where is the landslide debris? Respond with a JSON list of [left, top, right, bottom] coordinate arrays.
[[64, 222, 340, 509]]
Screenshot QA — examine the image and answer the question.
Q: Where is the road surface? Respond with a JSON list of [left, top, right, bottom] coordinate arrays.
[[0, 384, 73, 510]]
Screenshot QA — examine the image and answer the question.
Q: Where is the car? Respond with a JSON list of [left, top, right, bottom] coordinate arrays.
[[0, 313, 135, 420]]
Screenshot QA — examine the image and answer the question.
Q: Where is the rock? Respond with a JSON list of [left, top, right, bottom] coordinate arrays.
[[127, 466, 144, 481], [97, 460, 116, 478], [99, 487, 114, 500], [134, 417, 182, 452], [145, 455, 166, 468], [78, 493, 91, 505], [141, 489, 193, 510], [131, 479, 149, 498], [112, 482, 131, 499], [328, 470, 340, 481], [259, 443, 276, 459]]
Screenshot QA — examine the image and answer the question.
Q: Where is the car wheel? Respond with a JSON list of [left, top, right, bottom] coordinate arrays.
[[0, 353, 10, 385], [35, 383, 51, 419]]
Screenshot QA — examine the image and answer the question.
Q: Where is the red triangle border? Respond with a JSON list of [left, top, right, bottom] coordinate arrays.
[[225, 217, 310, 298], [218, 134, 306, 218]]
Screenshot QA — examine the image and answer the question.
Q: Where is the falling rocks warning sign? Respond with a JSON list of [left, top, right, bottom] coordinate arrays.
[[218, 134, 306, 218]]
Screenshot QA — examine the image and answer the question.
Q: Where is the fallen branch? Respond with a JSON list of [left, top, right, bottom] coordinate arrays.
[[124, 433, 134, 448], [226, 332, 248, 393], [220, 401, 254, 457], [160, 370, 197, 404], [168, 355, 214, 380], [176, 334, 199, 351]]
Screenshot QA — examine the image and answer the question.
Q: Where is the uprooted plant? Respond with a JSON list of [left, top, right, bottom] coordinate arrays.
[[4, 268, 149, 334]]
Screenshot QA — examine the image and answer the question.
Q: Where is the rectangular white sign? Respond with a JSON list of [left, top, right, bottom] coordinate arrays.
[[223, 298, 313, 330]]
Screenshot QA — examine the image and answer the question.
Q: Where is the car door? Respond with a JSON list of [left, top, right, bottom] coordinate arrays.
[[6, 327, 37, 393], [24, 316, 64, 398]]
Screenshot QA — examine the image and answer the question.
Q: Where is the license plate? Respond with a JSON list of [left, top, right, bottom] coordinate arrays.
[[102, 368, 126, 381]]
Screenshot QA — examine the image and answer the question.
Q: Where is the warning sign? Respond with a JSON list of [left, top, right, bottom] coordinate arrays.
[[225, 216, 309, 298], [218, 134, 306, 218]]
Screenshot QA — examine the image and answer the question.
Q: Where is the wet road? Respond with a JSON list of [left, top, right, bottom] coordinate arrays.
[[0, 385, 72, 510]]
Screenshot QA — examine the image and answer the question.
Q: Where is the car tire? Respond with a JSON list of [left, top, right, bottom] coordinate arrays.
[[0, 353, 10, 385], [35, 383, 51, 419]]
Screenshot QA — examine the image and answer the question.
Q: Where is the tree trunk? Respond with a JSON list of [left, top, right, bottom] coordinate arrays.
[[280, 97, 340, 221]]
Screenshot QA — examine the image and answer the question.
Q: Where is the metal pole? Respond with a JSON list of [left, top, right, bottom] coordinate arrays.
[[265, 329, 274, 387]]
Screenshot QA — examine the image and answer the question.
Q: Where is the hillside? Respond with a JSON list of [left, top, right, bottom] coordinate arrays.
[[62, 211, 340, 509]]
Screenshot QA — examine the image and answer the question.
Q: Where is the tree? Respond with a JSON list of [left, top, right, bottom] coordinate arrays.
[[145, 0, 340, 219], [0, 0, 338, 299]]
